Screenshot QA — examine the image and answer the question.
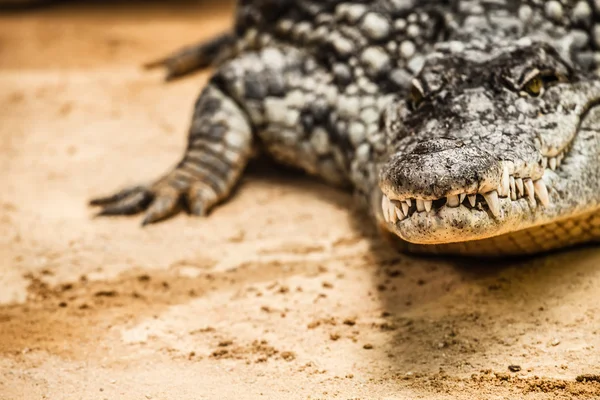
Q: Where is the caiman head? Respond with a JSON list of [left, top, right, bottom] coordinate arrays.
[[377, 40, 600, 254]]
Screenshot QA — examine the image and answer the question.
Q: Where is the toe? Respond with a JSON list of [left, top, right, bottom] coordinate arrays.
[[141, 187, 181, 225], [186, 182, 219, 216], [188, 197, 205, 216]]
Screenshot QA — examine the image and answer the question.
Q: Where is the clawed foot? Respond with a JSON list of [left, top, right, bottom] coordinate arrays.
[[90, 175, 219, 225], [92, 75, 253, 226]]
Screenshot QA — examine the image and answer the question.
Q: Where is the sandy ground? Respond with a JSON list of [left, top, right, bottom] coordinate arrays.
[[1, 2, 600, 399]]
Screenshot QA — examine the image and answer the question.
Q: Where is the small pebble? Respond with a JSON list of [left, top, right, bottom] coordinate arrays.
[[508, 365, 521, 372]]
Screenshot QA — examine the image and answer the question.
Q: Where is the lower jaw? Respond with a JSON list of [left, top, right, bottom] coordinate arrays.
[[383, 207, 599, 256], [385, 195, 538, 245]]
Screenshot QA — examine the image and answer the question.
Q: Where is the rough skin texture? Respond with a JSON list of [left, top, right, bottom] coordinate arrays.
[[91, 0, 600, 256]]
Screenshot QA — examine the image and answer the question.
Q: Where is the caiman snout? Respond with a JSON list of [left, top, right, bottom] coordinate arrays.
[[379, 138, 502, 201]]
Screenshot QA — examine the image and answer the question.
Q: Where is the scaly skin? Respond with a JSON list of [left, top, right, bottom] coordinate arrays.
[[91, 1, 600, 256]]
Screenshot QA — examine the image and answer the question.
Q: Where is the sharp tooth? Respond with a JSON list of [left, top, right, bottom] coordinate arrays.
[[389, 201, 398, 223], [401, 201, 409, 215], [382, 195, 390, 222], [395, 207, 405, 221], [483, 190, 501, 217], [499, 164, 510, 197], [416, 199, 425, 212], [515, 178, 524, 197], [446, 195, 460, 207], [424, 200, 433, 212], [557, 153, 564, 165], [541, 157, 548, 168], [509, 176, 517, 201], [549, 157, 557, 170], [406, 198, 412, 207], [459, 194, 466, 204], [468, 194, 477, 207], [524, 179, 536, 205], [533, 180, 550, 206]]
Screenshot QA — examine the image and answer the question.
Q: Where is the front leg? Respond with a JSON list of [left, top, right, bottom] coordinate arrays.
[[90, 83, 253, 225]]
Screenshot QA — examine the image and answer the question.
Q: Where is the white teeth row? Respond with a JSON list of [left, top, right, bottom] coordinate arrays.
[[381, 195, 408, 224], [497, 165, 549, 206], [381, 150, 566, 224], [541, 154, 564, 171], [381, 177, 551, 223]]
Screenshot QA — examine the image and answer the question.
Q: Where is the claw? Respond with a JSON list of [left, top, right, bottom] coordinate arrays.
[[96, 190, 152, 216], [89, 186, 147, 206], [143, 57, 183, 81], [143, 57, 169, 71]]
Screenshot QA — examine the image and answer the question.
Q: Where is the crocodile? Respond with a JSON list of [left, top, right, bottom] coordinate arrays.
[[90, 0, 600, 256]]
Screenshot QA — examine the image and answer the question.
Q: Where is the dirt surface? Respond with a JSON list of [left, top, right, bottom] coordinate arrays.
[[2, 2, 600, 399]]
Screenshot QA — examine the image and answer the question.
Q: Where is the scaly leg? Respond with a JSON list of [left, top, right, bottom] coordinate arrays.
[[145, 33, 236, 81], [90, 83, 253, 225]]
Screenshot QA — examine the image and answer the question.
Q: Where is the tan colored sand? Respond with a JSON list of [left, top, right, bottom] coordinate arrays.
[[1, 2, 600, 399]]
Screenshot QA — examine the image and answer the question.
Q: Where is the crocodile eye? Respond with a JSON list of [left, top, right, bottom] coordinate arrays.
[[409, 80, 425, 110], [524, 75, 543, 96], [521, 70, 561, 97]]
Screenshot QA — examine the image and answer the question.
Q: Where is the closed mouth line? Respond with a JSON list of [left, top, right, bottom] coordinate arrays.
[[379, 148, 571, 223]]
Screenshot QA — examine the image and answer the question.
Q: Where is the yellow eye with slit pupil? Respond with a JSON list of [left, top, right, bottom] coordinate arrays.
[[524, 76, 543, 96]]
